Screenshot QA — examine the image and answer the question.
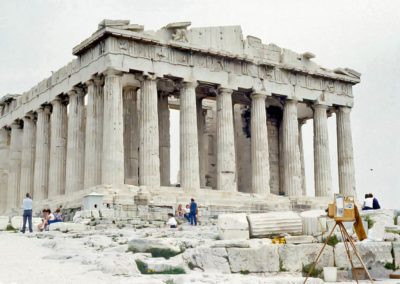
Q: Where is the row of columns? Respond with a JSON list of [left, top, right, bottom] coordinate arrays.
[[0, 71, 357, 211]]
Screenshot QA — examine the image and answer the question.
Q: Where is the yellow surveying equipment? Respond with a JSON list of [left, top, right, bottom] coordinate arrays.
[[303, 195, 373, 284]]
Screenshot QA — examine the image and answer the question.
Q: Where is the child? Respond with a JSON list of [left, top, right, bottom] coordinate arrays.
[[166, 213, 177, 228]]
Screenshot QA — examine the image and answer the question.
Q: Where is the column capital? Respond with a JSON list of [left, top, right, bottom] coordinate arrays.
[[10, 120, 22, 129], [23, 112, 35, 122], [217, 87, 233, 96], [68, 87, 85, 98], [37, 105, 52, 115], [103, 68, 123, 77], [181, 80, 198, 89], [313, 103, 329, 110], [336, 106, 352, 114], [251, 91, 267, 100], [85, 75, 104, 87]]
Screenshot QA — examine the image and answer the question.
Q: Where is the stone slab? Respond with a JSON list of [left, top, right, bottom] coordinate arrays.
[[218, 229, 249, 240], [285, 235, 317, 244], [218, 213, 249, 230], [182, 247, 230, 273], [279, 244, 334, 272], [227, 245, 279, 273], [393, 242, 400, 270]]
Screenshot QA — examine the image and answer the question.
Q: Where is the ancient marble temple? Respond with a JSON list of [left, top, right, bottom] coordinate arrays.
[[0, 20, 360, 212]]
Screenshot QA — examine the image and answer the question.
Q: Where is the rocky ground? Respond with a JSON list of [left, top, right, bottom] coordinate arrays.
[[0, 221, 399, 284]]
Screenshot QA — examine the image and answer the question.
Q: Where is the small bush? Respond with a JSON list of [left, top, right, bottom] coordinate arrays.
[[188, 262, 196, 270], [321, 234, 340, 247], [147, 248, 181, 259], [240, 270, 250, 275], [165, 280, 175, 284], [135, 260, 185, 274], [363, 215, 375, 229], [126, 245, 139, 253], [302, 263, 322, 278], [279, 259, 287, 272], [5, 224, 16, 231], [384, 262, 398, 271]]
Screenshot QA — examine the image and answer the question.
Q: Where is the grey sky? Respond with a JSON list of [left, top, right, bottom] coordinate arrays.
[[1, 0, 399, 208]]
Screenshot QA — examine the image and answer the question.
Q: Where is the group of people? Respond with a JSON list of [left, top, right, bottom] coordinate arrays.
[[362, 193, 381, 210], [20, 192, 64, 233], [167, 198, 199, 228]]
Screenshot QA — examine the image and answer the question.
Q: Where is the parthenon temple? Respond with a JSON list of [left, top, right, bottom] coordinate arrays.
[[0, 20, 361, 213]]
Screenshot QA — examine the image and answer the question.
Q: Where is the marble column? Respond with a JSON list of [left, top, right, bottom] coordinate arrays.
[[216, 88, 237, 191], [282, 99, 302, 196], [298, 119, 307, 196], [20, 114, 36, 201], [84, 78, 104, 188], [313, 104, 332, 197], [251, 92, 270, 194], [102, 70, 124, 185], [267, 112, 280, 195], [48, 98, 67, 198], [336, 106, 356, 197], [158, 91, 170, 186], [180, 81, 200, 190], [196, 98, 207, 188], [33, 106, 51, 201], [7, 122, 23, 210], [139, 76, 160, 186], [123, 87, 139, 185], [0, 128, 10, 212]]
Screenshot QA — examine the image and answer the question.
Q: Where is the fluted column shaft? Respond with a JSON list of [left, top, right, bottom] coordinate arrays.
[[139, 76, 160, 186], [197, 98, 207, 188], [298, 120, 307, 196], [123, 87, 139, 185], [336, 106, 356, 197], [48, 98, 67, 198], [158, 92, 170, 186], [251, 92, 270, 194], [282, 99, 302, 196], [216, 88, 237, 191], [7, 122, 23, 210], [313, 104, 332, 197], [267, 115, 280, 195], [180, 82, 200, 190], [0, 128, 10, 212], [84, 79, 104, 188], [33, 106, 51, 201], [20, 115, 36, 201], [102, 71, 124, 185]]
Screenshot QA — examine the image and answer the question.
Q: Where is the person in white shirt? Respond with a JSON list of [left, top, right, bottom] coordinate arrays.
[[362, 194, 373, 210], [21, 193, 33, 233], [166, 213, 178, 228], [183, 204, 190, 222]]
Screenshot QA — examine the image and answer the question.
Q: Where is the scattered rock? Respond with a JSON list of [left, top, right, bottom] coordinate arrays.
[[96, 253, 140, 275], [218, 213, 249, 240], [182, 247, 231, 273], [227, 245, 279, 273]]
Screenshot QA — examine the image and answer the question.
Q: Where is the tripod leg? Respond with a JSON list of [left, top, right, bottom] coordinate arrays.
[[303, 222, 337, 284], [339, 223, 359, 284], [342, 225, 374, 283]]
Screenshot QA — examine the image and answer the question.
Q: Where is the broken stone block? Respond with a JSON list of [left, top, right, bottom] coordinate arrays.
[[217, 213, 249, 240], [227, 245, 279, 273], [300, 210, 327, 236], [247, 211, 302, 238], [182, 247, 230, 273], [279, 243, 334, 272]]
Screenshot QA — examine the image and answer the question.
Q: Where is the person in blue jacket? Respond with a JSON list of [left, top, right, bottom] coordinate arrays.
[[189, 198, 197, 226]]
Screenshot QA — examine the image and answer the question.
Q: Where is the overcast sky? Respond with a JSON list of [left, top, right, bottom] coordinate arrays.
[[1, 0, 399, 209]]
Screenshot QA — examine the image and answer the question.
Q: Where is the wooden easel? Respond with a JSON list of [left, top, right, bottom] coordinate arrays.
[[303, 221, 374, 283]]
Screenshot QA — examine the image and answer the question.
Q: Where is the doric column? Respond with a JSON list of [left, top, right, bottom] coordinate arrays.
[[336, 106, 356, 197], [180, 81, 200, 190], [102, 70, 124, 185], [216, 88, 237, 191], [84, 78, 104, 188], [267, 110, 280, 195], [139, 75, 160, 186], [158, 91, 170, 186], [123, 86, 139, 185], [197, 98, 207, 188], [0, 128, 10, 212], [65, 88, 85, 194], [20, 114, 36, 201], [282, 99, 302, 196], [7, 122, 23, 210], [48, 97, 67, 198], [251, 92, 270, 194], [313, 104, 332, 197], [298, 119, 307, 196], [33, 106, 51, 201]]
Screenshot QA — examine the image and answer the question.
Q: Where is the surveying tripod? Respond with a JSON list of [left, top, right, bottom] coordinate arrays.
[[303, 221, 374, 283]]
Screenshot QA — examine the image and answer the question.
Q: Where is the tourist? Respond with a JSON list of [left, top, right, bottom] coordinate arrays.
[[166, 213, 178, 228], [37, 209, 49, 232], [46, 209, 57, 228], [362, 193, 373, 210], [176, 204, 184, 217], [184, 204, 190, 222], [371, 193, 381, 210], [54, 208, 63, 222], [20, 193, 33, 233], [189, 198, 197, 226]]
